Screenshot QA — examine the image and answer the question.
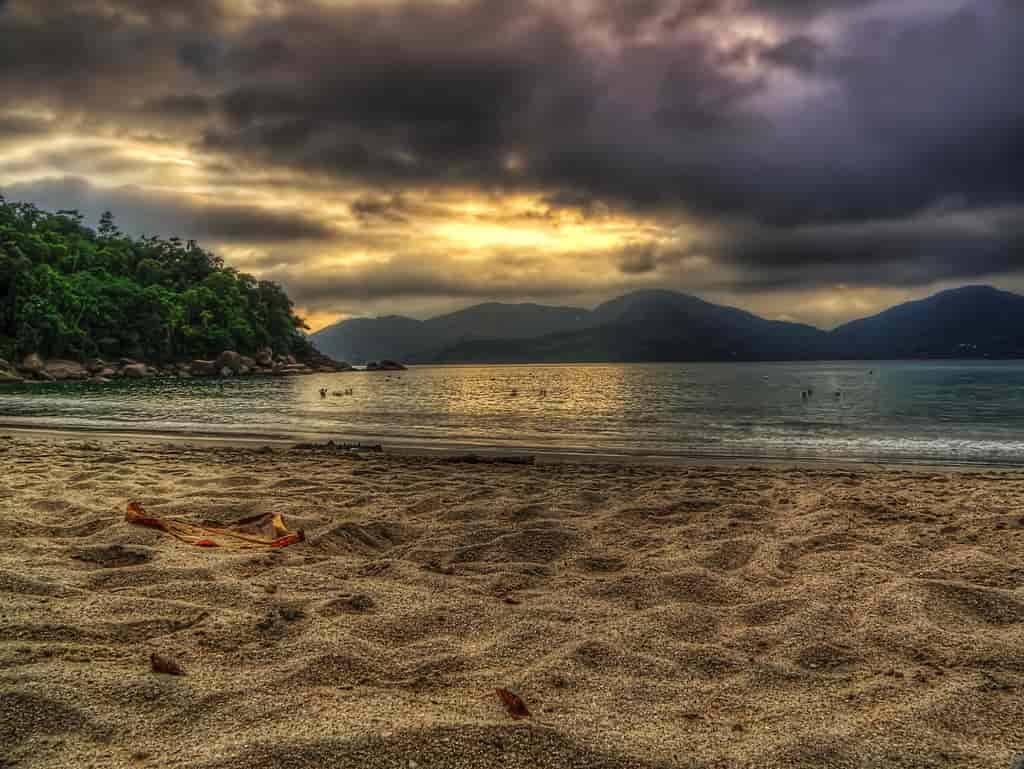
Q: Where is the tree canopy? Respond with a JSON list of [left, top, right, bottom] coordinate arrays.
[[0, 195, 312, 362]]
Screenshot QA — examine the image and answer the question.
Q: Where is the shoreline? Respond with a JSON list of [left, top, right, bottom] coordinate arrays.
[[3, 422, 1023, 472]]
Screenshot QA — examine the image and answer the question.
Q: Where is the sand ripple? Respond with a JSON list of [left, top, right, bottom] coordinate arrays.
[[1, 439, 1023, 768]]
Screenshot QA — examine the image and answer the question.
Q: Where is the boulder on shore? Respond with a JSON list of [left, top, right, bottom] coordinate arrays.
[[219, 366, 234, 377], [19, 353, 44, 374], [122, 363, 150, 379], [216, 350, 243, 373], [366, 359, 407, 371], [45, 359, 88, 381], [190, 360, 218, 377], [305, 349, 353, 372], [83, 358, 106, 375], [255, 348, 274, 367], [278, 364, 313, 375]]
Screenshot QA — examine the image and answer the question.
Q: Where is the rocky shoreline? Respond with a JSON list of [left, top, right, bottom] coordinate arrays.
[[0, 350, 407, 384]]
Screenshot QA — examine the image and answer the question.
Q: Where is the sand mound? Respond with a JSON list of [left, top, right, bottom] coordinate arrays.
[[1, 439, 1023, 768], [195, 725, 682, 769]]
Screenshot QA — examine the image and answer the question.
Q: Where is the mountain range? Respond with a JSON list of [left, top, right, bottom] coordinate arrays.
[[310, 285, 1024, 363]]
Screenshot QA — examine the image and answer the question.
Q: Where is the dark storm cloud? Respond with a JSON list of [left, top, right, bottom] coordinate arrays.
[[760, 35, 825, 72], [1, 0, 1023, 298], [745, 0, 877, 17], [708, 206, 1024, 290], [4, 0, 1020, 219], [189, 0, 1024, 236], [263, 257, 592, 309], [616, 243, 659, 275], [350, 196, 414, 225], [142, 93, 212, 118], [0, 113, 53, 142], [5, 177, 336, 244], [0, 144, 157, 178], [178, 39, 223, 77], [196, 2, 588, 189]]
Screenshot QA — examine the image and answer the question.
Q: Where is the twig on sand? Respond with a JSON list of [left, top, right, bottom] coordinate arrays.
[[150, 652, 185, 676], [496, 687, 531, 719]]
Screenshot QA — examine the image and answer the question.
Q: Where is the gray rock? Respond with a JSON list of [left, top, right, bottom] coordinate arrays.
[[216, 350, 242, 373], [190, 359, 217, 377], [19, 353, 44, 373], [220, 366, 233, 377], [278, 364, 313, 375], [122, 363, 149, 378], [255, 347, 274, 367], [1009, 755, 1024, 769], [44, 359, 87, 381]]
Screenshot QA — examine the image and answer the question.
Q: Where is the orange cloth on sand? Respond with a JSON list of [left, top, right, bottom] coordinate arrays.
[[126, 501, 305, 549]]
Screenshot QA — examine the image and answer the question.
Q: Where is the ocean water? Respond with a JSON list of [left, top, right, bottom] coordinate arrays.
[[3, 361, 1024, 465]]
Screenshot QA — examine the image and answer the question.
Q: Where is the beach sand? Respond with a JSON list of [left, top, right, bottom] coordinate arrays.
[[1, 436, 1022, 768]]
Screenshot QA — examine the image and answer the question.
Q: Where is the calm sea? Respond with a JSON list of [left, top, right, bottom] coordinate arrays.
[[3, 361, 1024, 465]]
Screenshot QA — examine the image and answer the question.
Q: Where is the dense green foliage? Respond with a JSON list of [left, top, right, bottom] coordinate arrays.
[[0, 195, 312, 362]]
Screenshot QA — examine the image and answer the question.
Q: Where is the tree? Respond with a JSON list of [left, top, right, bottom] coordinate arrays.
[[97, 211, 119, 239], [0, 195, 313, 362]]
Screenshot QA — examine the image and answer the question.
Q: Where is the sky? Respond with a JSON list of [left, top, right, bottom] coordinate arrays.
[[1, 0, 1021, 331]]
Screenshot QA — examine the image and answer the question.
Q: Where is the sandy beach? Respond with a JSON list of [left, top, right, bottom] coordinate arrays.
[[1, 435, 1022, 768]]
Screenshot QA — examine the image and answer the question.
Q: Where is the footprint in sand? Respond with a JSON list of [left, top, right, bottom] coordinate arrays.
[[71, 544, 153, 568], [30, 498, 75, 514], [699, 539, 758, 572]]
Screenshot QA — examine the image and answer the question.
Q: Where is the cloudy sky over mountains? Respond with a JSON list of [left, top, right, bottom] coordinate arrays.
[[1, 0, 1020, 328]]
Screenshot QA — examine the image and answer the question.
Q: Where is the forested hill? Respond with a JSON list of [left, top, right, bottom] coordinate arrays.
[[313, 285, 1024, 364], [0, 196, 312, 363]]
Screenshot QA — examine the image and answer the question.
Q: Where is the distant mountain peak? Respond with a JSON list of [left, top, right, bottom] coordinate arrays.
[[310, 284, 1024, 364]]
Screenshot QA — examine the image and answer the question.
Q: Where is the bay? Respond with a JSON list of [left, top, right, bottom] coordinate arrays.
[[3, 361, 1024, 464]]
